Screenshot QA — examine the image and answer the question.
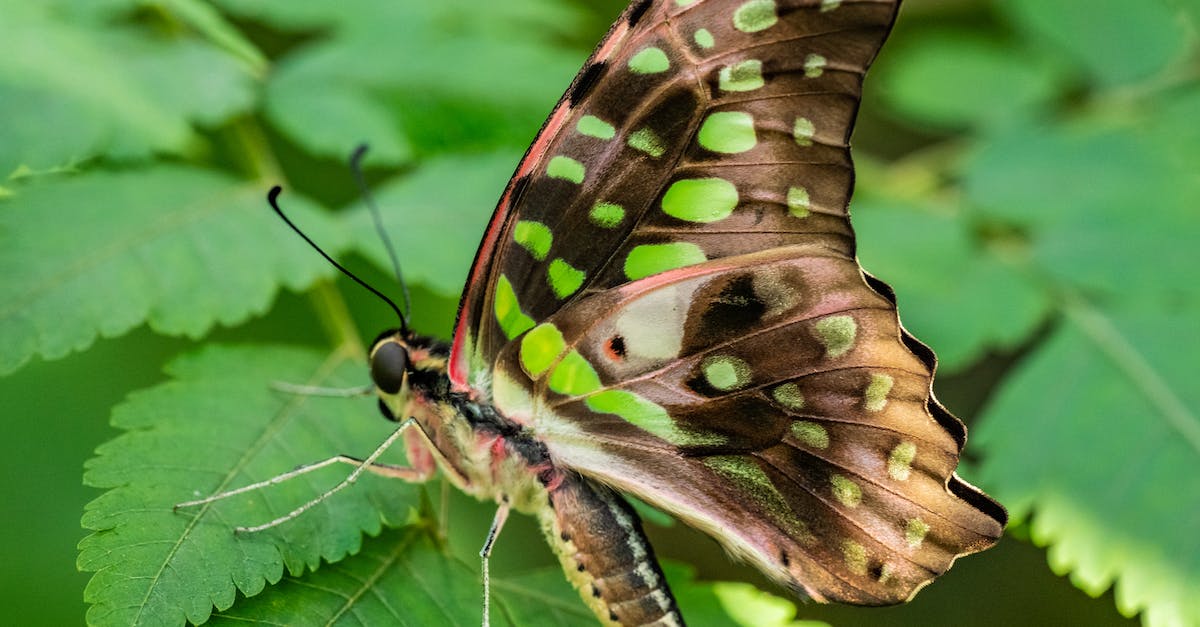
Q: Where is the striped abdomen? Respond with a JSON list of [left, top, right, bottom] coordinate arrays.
[[539, 473, 684, 626]]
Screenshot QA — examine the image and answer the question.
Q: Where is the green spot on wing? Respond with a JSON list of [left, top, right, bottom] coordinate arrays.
[[520, 323, 566, 378], [494, 275, 535, 340], [586, 389, 668, 430], [815, 315, 857, 358], [706, 456, 766, 486], [733, 0, 778, 33], [865, 373, 894, 412], [702, 355, 751, 391], [547, 156, 584, 183], [548, 350, 602, 396], [698, 111, 758, 154], [905, 517, 930, 548], [888, 441, 917, 481], [787, 186, 811, 218], [628, 46, 670, 74], [513, 220, 552, 261], [842, 540, 868, 575], [705, 456, 794, 522], [791, 421, 829, 449], [831, 474, 862, 507], [719, 60, 765, 92], [586, 390, 722, 446], [589, 202, 625, 228], [624, 243, 707, 280], [628, 128, 666, 157], [576, 115, 615, 140], [661, 178, 738, 223], [804, 54, 827, 78], [793, 117, 815, 146], [693, 28, 715, 49], [547, 258, 584, 299], [772, 383, 806, 410]]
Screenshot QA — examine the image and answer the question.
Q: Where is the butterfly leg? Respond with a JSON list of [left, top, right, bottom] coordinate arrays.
[[479, 497, 511, 627], [540, 474, 685, 626], [175, 417, 430, 532]]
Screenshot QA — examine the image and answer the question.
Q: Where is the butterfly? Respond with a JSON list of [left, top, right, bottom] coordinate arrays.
[[236, 0, 1006, 624]]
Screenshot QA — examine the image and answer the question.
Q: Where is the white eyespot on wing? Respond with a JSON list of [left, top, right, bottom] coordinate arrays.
[[613, 282, 696, 361]]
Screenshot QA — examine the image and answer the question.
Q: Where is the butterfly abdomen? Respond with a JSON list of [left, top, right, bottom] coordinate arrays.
[[541, 474, 684, 626]]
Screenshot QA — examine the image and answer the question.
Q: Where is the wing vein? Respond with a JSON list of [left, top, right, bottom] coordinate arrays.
[[549, 304, 895, 408], [754, 452, 939, 574]]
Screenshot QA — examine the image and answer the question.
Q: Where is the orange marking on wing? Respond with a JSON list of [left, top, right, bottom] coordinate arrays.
[[603, 335, 626, 362], [520, 106, 571, 178], [594, 22, 630, 62]]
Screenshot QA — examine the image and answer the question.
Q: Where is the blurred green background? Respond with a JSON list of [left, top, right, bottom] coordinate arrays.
[[1, 0, 1197, 625]]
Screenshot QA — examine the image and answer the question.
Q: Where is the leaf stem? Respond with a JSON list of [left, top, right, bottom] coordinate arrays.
[[229, 116, 284, 183], [1064, 296, 1200, 456]]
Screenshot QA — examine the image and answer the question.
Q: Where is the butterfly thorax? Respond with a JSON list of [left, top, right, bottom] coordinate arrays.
[[373, 330, 556, 513]]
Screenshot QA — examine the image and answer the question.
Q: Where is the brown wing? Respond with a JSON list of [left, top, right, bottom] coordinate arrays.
[[450, 0, 900, 388], [491, 245, 1005, 604]]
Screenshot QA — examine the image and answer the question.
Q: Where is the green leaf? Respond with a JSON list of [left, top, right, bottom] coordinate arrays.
[[79, 344, 422, 626], [999, 0, 1191, 88], [881, 30, 1063, 129], [963, 116, 1199, 304], [147, 0, 269, 76], [973, 302, 1200, 626], [206, 528, 490, 626], [265, 82, 413, 167], [1145, 85, 1200, 201], [206, 532, 793, 626], [115, 35, 258, 129], [206, 530, 595, 626], [255, 1, 586, 159], [1164, 0, 1200, 27], [346, 152, 521, 296], [627, 494, 676, 528], [210, 0, 587, 41], [666, 563, 830, 627], [490, 566, 601, 626], [853, 200, 1048, 371], [964, 124, 1168, 228], [35, 0, 139, 21], [0, 5, 256, 174], [0, 167, 345, 375]]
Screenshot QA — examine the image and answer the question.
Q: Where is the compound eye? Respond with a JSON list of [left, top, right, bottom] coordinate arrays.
[[370, 341, 408, 395]]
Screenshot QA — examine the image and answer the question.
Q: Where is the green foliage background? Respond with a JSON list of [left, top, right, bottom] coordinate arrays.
[[0, 0, 1196, 624]]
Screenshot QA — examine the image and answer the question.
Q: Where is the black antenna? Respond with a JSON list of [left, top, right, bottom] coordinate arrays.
[[350, 144, 412, 319], [267, 186, 409, 333]]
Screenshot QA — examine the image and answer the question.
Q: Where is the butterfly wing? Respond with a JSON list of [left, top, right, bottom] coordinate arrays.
[[449, 0, 1005, 605], [491, 244, 1005, 603], [450, 0, 899, 388]]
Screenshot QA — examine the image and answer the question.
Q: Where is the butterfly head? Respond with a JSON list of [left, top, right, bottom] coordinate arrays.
[[368, 328, 449, 421]]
